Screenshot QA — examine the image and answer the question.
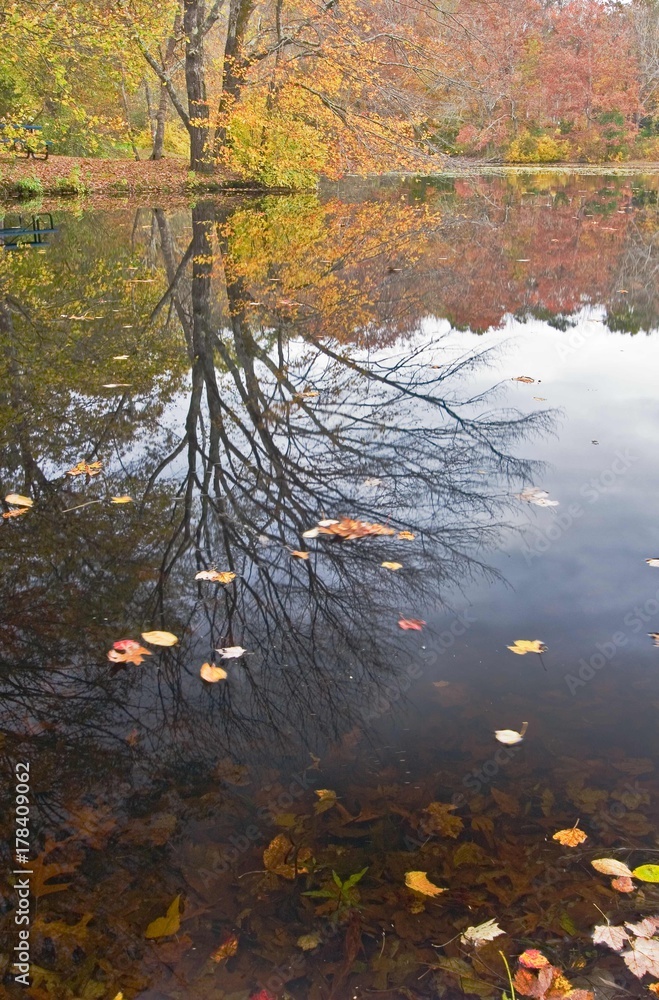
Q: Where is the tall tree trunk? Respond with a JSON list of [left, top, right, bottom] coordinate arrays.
[[151, 28, 179, 160], [214, 0, 255, 157], [184, 0, 211, 171]]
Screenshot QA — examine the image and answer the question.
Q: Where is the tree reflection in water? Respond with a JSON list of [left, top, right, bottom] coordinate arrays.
[[0, 191, 555, 997]]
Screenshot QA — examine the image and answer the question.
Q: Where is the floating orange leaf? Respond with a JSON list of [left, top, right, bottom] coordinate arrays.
[[404, 871, 447, 897], [200, 662, 228, 683], [316, 517, 395, 540], [611, 876, 635, 893], [108, 640, 151, 666], [291, 550, 310, 560], [381, 561, 402, 570], [397, 530, 416, 540], [2, 507, 29, 519], [552, 824, 587, 847], [195, 570, 237, 583], [519, 950, 550, 969]]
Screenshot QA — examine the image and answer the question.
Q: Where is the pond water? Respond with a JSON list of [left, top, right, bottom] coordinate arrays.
[[1, 172, 659, 1000]]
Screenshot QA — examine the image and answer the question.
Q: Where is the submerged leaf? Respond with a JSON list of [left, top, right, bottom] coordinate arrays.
[[142, 630, 179, 647], [314, 789, 337, 814], [297, 932, 322, 951], [404, 871, 447, 897], [263, 834, 311, 879], [460, 919, 505, 947], [145, 895, 181, 939], [200, 663, 228, 683], [211, 932, 239, 962]]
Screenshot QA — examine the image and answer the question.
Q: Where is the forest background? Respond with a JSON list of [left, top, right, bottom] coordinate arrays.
[[2, 0, 659, 188]]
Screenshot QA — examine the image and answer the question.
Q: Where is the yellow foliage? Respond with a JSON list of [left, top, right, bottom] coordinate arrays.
[[506, 132, 569, 163]]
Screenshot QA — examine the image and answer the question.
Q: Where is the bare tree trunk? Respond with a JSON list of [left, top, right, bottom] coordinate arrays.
[[184, 0, 211, 171], [120, 71, 141, 161]]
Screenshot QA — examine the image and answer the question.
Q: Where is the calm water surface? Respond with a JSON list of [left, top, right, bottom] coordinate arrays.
[[1, 173, 659, 1000]]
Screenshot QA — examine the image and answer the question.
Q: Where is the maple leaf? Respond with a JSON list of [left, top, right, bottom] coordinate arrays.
[[107, 643, 151, 665], [519, 950, 550, 969], [398, 618, 425, 630], [592, 924, 629, 951], [404, 871, 447, 897], [552, 824, 587, 847], [507, 640, 547, 655], [422, 801, 464, 838], [625, 917, 659, 937], [460, 918, 504, 947], [622, 938, 659, 979]]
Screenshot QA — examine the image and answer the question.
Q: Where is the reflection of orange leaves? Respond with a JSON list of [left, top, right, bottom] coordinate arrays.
[[263, 834, 312, 879], [317, 517, 395, 540], [552, 825, 587, 847], [398, 618, 425, 630], [211, 932, 239, 963], [66, 460, 103, 477]]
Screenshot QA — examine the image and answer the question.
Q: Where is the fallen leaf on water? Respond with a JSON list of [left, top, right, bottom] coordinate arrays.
[[507, 639, 547, 655], [513, 376, 535, 383], [318, 519, 340, 527], [317, 517, 395, 540], [648, 984, 659, 997], [611, 876, 636, 893], [398, 618, 425, 631], [211, 932, 239, 962], [216, 645, 247, 659], [297, 932, 322, 951], [404, 871, 447, 897], [291, 550, 310, 560], [533, 396, 547, 401], [516, 486, 559, 507], [363, 477, 382, 487], [495, 722, 528, 745], [5, 493, 33, 507], [145, 895, 181, 939], [460, 918, 505, 947], [519, 950, 550, 968], [263, 834, 311, 879], [66, 460, 103, 477], [142, 630, 178, 646], [632, 864, 659, 882], [108, 640, 151, 666], [102, 383, 132, 389], [592, 924, 629, 951], [293, 390, 319, 400], [552, 823, 587, 847], [625, 918, 659, 937], [591, 858, 634, 878], [397, 530, 415, 540], [2, 507, 29, 519], [381, 561, 402, 570], [314, 789, 337, 814], [113, 355, 129, 360], [302, 527, 320, 538], [111, 495, 133, 504], [200, 663, 228, 683], [646, 559, 659, 568], [195, 570, 236, 583], [622, 938, 659, 979], [649, 633, 659, 647]]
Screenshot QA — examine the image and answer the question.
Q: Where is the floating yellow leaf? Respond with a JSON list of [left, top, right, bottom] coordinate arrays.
[[200, 663, 228, 683], [5, 493, 33, 507], [314, 789, 337, 814], [552, 824, 587, 847], [111, 496, 133, 504], [142, 631, 178, 646], [291, 550, 310, 560], [507, 640, 547, 655], [66, 460, 103, 477], [263, 834, 312, 879], [512, 375, 535, 383], [195, 570, 236, 584], [145, 895, 181, 939], [381, 561, 402, 570], [404, 871, 447, 897], [632, 864, 659, 882], [397, 530, 416, 540]]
